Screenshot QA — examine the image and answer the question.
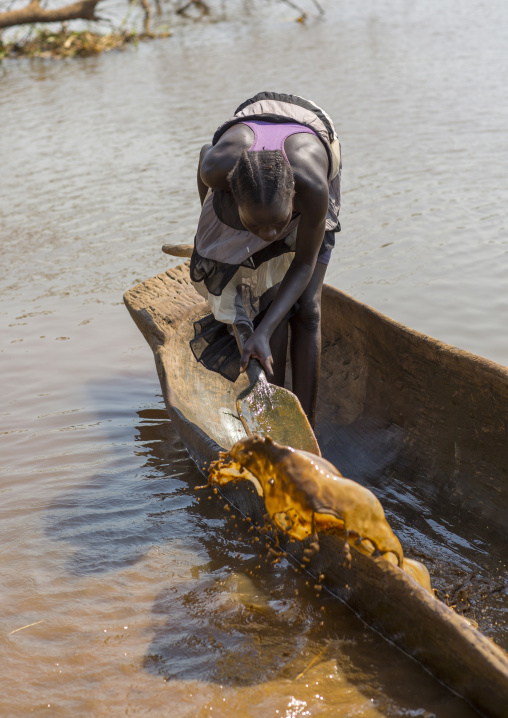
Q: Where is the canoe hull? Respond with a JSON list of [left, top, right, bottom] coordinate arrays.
[[124, 263, 508, 718]]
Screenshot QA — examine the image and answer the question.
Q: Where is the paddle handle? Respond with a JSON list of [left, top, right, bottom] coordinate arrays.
[[161, 244, 194, 258], [231, 324, 265, 385]]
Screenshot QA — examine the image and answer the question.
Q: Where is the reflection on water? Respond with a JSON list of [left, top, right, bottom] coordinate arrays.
[[1, 0, 508, 714], [46, 404, 198, 576]]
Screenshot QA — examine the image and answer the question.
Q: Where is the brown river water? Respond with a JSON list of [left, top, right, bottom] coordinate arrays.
[[1, 0, 507, 715]]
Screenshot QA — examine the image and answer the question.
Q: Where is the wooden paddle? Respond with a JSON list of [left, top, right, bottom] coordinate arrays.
[[162, 244, 194, 257], [232, 324, 321, 456], [161, 244, 320, 455]]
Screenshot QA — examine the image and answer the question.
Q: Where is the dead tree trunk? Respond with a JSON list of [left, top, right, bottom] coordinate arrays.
[[0, 0, 101, 29]]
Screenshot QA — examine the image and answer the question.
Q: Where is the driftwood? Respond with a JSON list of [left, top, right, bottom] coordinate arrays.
[[124, 262, 508, 718], [0, 0, 101, 29]]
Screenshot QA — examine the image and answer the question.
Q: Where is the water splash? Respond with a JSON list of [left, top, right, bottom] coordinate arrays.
[[205, 435, 431, 592]]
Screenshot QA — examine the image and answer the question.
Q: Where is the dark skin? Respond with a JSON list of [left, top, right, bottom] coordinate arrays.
[[197, 123, 330, 426]]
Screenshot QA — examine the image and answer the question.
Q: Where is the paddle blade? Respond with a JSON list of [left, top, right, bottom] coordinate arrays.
[[236, 377, 320, 456]]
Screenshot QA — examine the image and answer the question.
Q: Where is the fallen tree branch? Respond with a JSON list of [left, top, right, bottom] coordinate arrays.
[[0, 26, 170, 58], [0, 0, 101, 29]]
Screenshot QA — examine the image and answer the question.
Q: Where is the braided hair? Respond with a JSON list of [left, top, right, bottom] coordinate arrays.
[[228, 150, 295, 209]]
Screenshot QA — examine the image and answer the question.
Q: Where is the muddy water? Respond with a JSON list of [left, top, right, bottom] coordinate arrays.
[[1, 0, 507, 715]]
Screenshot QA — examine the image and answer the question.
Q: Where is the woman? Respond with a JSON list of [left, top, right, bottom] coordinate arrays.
[[190, 92, 341, 426]]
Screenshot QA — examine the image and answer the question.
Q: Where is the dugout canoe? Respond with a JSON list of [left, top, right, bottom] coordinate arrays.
[[124, 262, 508, 718]]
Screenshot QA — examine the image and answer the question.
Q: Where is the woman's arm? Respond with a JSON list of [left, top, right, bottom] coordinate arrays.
[[239, 180, 329, 375], [197, 143, 212, 206]]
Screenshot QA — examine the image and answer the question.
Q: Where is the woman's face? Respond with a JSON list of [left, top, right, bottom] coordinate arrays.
[[238, 200, 293, 243]]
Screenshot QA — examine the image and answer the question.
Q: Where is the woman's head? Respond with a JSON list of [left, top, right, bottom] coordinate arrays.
[[228, 150, 295, 242]]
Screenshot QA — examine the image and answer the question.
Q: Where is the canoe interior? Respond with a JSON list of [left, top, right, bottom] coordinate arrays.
[[124, 263, 508, 718], [317, 284, 508, 654], [318, 284, 508, 556]]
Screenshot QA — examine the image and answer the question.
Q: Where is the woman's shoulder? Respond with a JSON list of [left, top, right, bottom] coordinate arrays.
[[200, 125, 253, 190], [290, 139, 330, 218], [286, 132, 329, 180], [217, 122, 254, 144]]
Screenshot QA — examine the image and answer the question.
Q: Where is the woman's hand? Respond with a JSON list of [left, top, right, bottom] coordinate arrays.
[[239, 329, 274, 378]]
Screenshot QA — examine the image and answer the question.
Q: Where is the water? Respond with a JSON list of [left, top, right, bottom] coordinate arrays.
[[1, 0, 507, 714]]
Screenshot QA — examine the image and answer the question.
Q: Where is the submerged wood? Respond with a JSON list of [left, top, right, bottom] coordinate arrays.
[[124, 262, 508, 718]]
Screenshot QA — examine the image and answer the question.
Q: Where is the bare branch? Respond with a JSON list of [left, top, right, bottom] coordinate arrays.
[[278, 0, 307, 19], [310, 0, 324, 14], [175, 0, 209, 18], [138, 0, 150, 33], [0, 0, 102, 29]]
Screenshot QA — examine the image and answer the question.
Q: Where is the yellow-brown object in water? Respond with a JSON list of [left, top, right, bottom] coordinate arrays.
[[207, 435, 431, 592]]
